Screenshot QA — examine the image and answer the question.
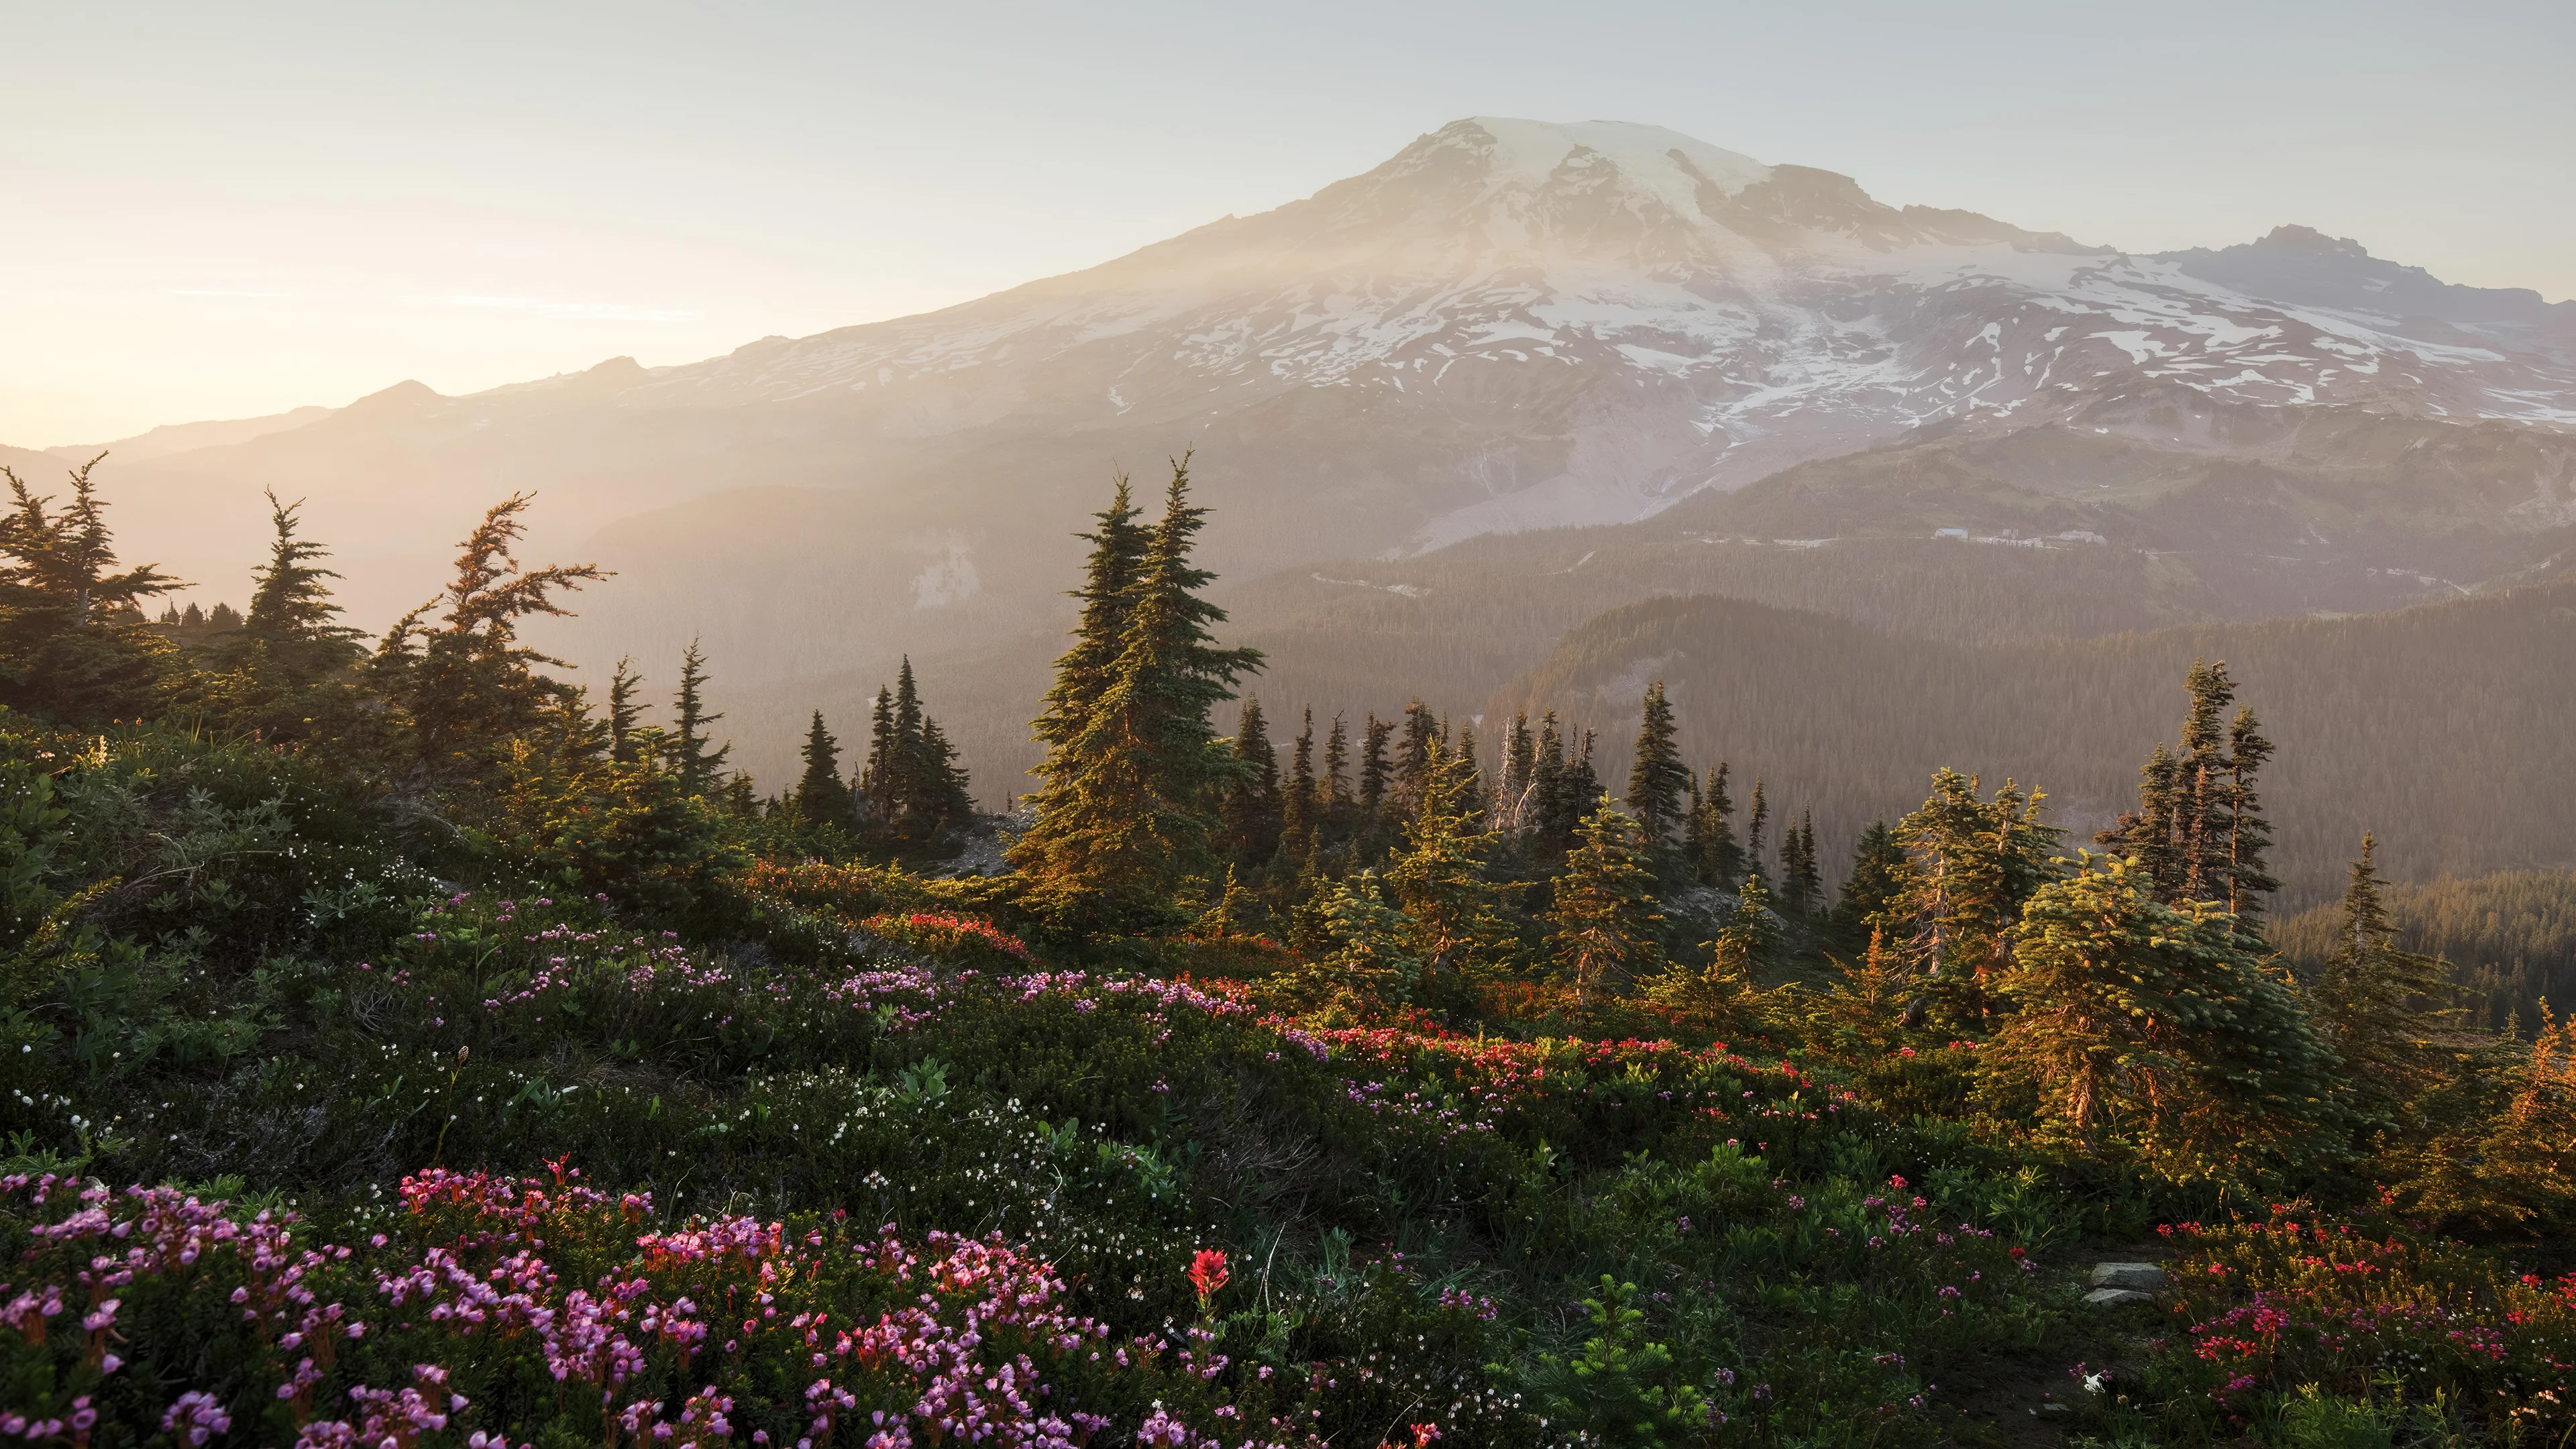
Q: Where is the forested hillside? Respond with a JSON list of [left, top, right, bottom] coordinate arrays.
[[2275, 868, 2576, 1032], [1485, 584, 2576, 905], [5, 454, 2576, 1446], [859, 399, 2576, 811]]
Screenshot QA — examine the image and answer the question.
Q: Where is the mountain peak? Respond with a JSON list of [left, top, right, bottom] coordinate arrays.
[[2255, 224, 2373, 260], [1442, 117, 1773, 204]]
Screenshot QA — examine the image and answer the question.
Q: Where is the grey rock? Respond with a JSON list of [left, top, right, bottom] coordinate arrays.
[[2088, 1262, 2167, 1291], [2084, 1287, 2157, 1307]]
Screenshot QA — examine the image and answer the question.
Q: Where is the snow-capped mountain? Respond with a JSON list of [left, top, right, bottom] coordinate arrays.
[[605, 116, 2576, 547], [52, 117, 2576, 785]]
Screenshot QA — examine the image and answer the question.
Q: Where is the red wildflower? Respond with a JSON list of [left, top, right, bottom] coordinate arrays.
[[1189, 1249, 1230, 1307]]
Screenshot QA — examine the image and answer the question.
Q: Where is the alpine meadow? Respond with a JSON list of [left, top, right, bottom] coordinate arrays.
[[7, 44, 2576, 1449]]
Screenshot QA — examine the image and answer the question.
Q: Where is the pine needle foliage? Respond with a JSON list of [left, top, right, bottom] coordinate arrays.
[[1985, 853, 2339, 1189], [1624, 681, 1690, 847], [1008, 460, 1262, 925], [0, 455, 184, 722], [1546, 796, 1664, 1002], [371, 493, 607, 775], [2310, 833, 2467, 1124]]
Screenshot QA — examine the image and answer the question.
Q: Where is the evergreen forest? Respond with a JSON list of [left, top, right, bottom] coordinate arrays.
[[3, 453, 2573, 1448]]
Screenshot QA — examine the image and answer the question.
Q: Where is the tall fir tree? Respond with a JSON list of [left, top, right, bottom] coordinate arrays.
[[2099, 661, 2279, 934], [1006, 460, 1263, 920], [792, 710, 854, 829], [1322, 712, 1352, 843], [668, 639, 730, 796], [1886, 770, 2063, 1022], [1393, 700, 1437, 819], [1625, 681, 1691, 846], [220, 490, 365, 687], [858, 661, 973, 843], [863, 686, 898, 823], [371, 494, 606, 773], [1223, 697, 1285, 865], [1020, 476, 1150, 835], [606, 657, 649, 765], [1548, 797, 1666, 1002], [2312, 833, 2463, 1125], [1690, 763, 1743, 888], [1358, 712, 1395, 853], [1564, 730, 1604, 844], [0, 455, 184, 724], [1781, 809, 1825, 919], [2224, 705, 2282, 924], [1709, 869, 1785, 982], [910, 716, 974, 834], [1744, 779, 1772, 890], [1831, 821, 1907, 941], [1529, 713, 1569, 852], [1277, 706, 1318, 863], [1386, 737, 1514, 974]]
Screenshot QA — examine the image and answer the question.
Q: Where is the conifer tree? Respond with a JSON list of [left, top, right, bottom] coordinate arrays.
[[1023, 476, 1150, 812], [0, 455, 185, 722], [1744, 779, 1772, 890], [1986, 854, 2337, 1181], [793, 710, 853, 830], [1386, 737, 1513, 974], [372, 493, 606, 773], [1548, 797, 1666, 1002], [2224, 706, 2281, 923], [1558, 729, 1603, 848], [1453, 720, 1485, 824], [221, 490, 365, 686], [1322, 712, 1352, 843], [862, 686, 898, 824], [891, 657, 926, 781], [1709, 869, 1785, 981], [1529, 713, 1568, 851], [606, 657, 649, 765], [1886, 770, 2063, 1020], [2312, 833, 2462, 1122], [1223, 698, 1285, 864], [1832, 821, 1907, 941], [668, 639, 730, 796], [1007, 460, 1263, 921], [856, 661, 975, 844], [2098, 661, 2279, 932], [911, 716, 974, 833], [1625, 681, 1691, 845], [1781, 809, 1825, 919], [1358, 712, 1395, 851], [1690, 764, 1742, 888], [1276, 706, 1318, 863], [1393, 700, 1436, 818], [2098, 743, 2184, 892]]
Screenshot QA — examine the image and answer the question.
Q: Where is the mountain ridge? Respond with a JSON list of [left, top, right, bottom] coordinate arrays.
[[22, 117, 2576, 803]]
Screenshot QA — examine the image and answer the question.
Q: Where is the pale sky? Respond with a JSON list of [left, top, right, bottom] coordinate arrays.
[[7, 0, 2571, 446]]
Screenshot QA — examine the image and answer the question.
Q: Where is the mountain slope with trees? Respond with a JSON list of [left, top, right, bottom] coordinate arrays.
[[1485, 584, 2576, 905]]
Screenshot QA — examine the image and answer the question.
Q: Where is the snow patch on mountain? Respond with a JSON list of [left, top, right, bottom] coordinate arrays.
[[607, 118, 2576, 548]]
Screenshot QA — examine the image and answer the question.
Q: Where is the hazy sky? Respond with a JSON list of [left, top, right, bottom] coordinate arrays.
[[8, 0, 2571, 445]]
